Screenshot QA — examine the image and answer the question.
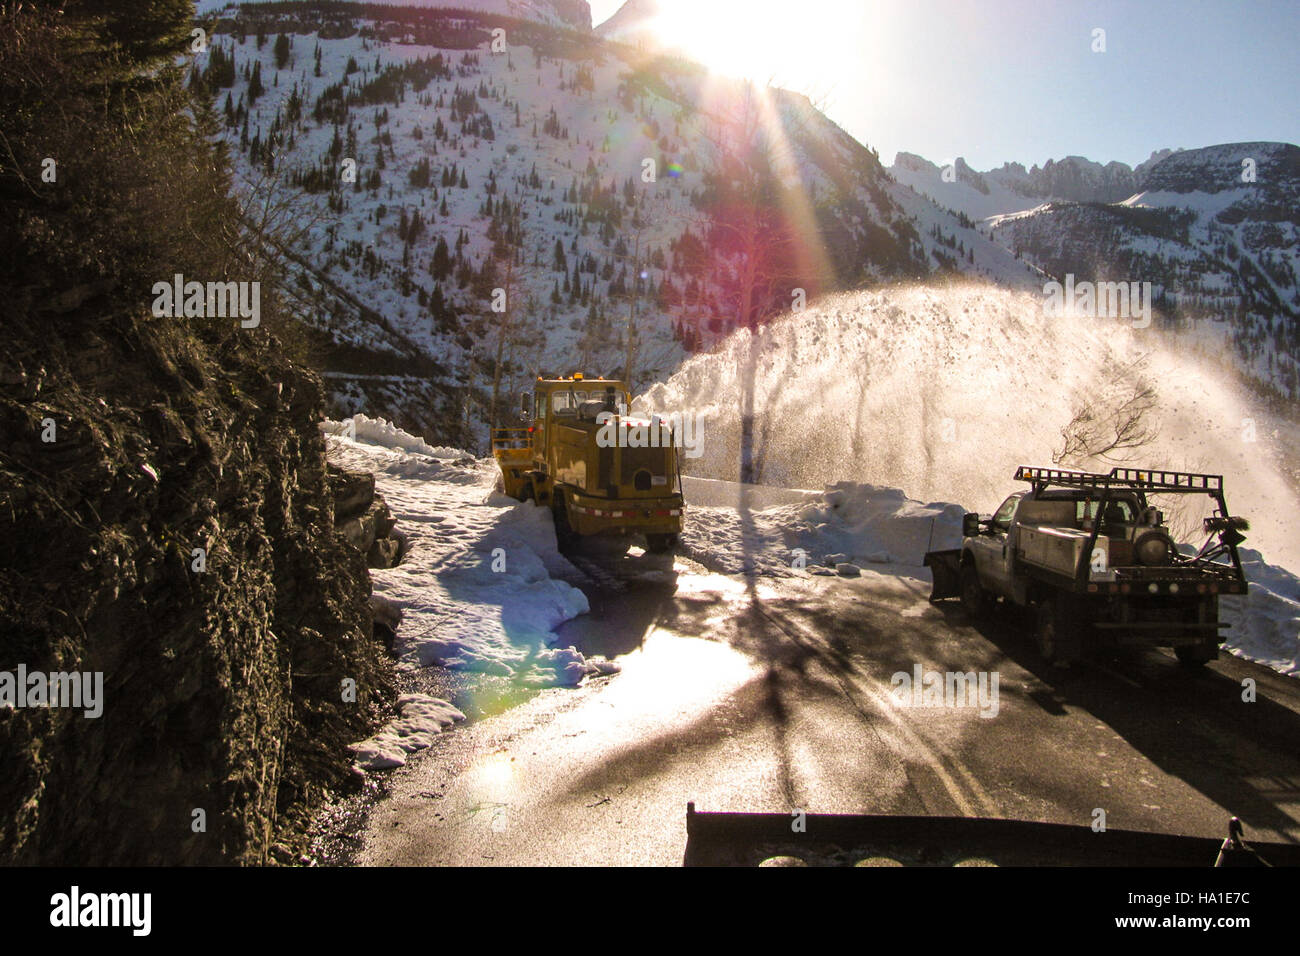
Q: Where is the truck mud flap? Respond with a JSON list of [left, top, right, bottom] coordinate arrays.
[[683, 804, 1300, 867], [923, 549, 962, 602]]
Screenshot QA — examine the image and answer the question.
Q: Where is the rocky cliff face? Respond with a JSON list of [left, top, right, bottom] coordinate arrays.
[[0, 308, 396, 865]]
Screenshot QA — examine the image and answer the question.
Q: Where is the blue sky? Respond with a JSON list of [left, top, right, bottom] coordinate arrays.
[[590, 0, 1300, 170]]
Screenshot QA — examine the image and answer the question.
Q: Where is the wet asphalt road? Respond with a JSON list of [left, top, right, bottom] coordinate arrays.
[[357, 549, 1300, 866]]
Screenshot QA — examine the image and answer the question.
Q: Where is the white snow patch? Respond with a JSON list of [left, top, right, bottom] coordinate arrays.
[[1223, 550, 1300, 677], [349, 694, 466, 770], [679, 477, 964, 576], [325, 419, 618, 691], [322, 414, 467, 461]]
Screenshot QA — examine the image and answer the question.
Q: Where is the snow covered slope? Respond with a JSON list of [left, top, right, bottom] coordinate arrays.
[[198, 0, 594, 31], [193, 1, 1037, 448]]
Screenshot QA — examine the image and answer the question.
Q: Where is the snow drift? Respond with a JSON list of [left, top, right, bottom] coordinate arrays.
[[324, 416, 615, 695], [680, 476, 964, 576]]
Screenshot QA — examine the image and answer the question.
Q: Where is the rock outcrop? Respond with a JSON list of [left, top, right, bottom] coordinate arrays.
[[0, 310, 397, 865], [329, 464, 409, 569]]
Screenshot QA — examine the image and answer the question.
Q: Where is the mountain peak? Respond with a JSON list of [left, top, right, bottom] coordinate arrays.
[[595, 0, 669, 49]]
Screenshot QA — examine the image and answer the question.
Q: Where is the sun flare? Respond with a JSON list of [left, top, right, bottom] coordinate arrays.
[[642, 0, 837, 83]]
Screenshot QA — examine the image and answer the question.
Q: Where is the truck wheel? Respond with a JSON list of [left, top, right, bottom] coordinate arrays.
[[552, 494, 576, 552], [1035, 596, 1081, 668], [960, 561, 993, 619], [1175, 641, 1217, 669], [516, 481, 534, 504], [645, 533, 676, 554]]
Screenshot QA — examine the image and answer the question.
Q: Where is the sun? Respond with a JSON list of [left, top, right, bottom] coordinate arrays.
[[642, 0, 821, 83]]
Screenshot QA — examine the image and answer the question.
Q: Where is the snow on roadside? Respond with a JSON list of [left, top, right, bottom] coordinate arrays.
[[1223, 549, 1300, 677], [348, 694, 466, 770], [322, 413, 466, 461], [323, 416, 616, 695], [680, 476, 965, 576]]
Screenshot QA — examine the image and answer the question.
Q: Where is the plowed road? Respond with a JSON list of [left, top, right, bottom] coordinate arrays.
[[358, 552, 1300, 865]]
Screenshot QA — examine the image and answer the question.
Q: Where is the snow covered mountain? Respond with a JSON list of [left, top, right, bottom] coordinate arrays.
[[987, 143, 1300, 399], [593, 0, 661, 44], [889, 149, 1177, 221], [891, 144, 1300, 400], [194, 1, 1037, 447], [198, 0, 594, 31]]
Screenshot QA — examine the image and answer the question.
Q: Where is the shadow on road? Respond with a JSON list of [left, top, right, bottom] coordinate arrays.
[[932, 599, 1300, 840], [551, 537, 680, 659]]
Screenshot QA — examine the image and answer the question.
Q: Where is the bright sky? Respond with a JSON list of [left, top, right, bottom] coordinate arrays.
[[590, 0, 1300, 170]]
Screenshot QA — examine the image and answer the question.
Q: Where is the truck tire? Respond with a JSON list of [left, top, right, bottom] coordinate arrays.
[[960, 560, 994, 619], [1175, 598, 1219, 668], [645, 533, 676, 554], [1035, 595, 1082, 668], [552, 492, 576, 552], [516, 481, 534, 504], [1175, 640, 1218, 669]]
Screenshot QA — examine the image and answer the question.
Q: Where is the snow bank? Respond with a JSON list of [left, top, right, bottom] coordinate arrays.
[[322, 413, 467, 461], [680, 477, 964, 576], [325, 419, 617, 699], [349, 694, 466, 770], [1223, 550, 1300, 677]]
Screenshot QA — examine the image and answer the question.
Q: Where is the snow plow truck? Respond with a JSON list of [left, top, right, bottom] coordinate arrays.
[[925, 465, 1249, 668], [491, 374, 684, 552]]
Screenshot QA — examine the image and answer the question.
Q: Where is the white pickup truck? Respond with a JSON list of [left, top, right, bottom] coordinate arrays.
[[925, 466, 1249, 668]]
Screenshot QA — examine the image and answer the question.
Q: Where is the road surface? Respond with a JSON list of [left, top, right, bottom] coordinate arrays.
[[357, 548, 1300, 866]]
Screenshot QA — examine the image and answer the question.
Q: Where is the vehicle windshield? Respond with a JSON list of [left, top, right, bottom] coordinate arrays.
[[551, 388, 626, 414], [551, 390, 588, 413]]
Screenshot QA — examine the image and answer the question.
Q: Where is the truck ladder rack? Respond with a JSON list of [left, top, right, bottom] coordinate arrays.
[[1015, 465, 1224, 494]]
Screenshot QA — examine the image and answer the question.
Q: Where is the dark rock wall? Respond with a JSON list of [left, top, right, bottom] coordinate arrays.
[[0, 310, 396, 865]]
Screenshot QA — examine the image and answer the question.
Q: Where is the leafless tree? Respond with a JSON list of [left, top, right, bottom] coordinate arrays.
[[1053, 353, 1161, 466]]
